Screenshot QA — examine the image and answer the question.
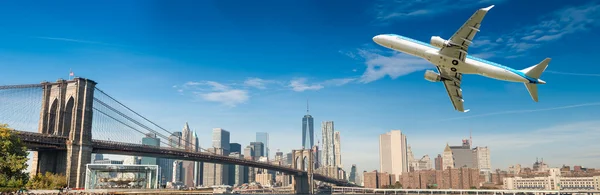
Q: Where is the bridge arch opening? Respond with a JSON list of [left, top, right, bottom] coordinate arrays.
[[47, 98, 58, 135], [303, 156, 308, 171], [295, 156, 301, 170], [61, 96, 74, 137]]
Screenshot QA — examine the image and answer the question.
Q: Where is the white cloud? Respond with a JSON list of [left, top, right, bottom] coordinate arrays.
[[181, 76, 356, 98], [243, 77, 278, 89], [183, 81, 199, 86], [521, 35, 537, 40], [371, 0, 505, 24], [472, 2, 600, 56], [180, 81, 249, 107], [356, 49, 432, 83], [338, 50, 357, 59], [197, 89, 249, 107], [204, 81, 229, 91], [532, 3, 600, 41], [322, 78, 356, 86], [289, 78, 324, 92]]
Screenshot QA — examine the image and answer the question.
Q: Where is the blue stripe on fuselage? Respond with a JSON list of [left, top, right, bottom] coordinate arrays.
[[385, 34, 539, 83]]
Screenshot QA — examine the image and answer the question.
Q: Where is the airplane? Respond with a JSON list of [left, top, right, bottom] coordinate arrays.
[[372, 5, 550, 113]]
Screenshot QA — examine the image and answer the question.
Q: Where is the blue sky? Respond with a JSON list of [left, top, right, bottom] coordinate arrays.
[[1, 0, 600, 173]]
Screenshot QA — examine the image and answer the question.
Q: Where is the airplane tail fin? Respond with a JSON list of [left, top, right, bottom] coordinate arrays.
[[520, 58, 551, 102], [521, 58, 551, 80]]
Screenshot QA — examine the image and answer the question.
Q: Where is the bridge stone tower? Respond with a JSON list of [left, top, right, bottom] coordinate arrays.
[[292, 149, 314, 194], [30, 78, 96, 188]]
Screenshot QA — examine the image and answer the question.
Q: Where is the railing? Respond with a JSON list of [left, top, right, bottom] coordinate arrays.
[[331, 186, 375, 194], [332, 186, 600, 194]]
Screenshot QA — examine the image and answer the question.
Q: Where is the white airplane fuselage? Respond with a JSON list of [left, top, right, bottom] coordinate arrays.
[[373, 34, 545, 84]]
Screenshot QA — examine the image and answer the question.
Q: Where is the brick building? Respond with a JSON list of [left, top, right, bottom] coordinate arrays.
[[398, 167, 483, 189], [363, 171, 396, 189]]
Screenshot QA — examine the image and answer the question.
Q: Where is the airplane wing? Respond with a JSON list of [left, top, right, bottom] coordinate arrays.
[[439, 5, 494, 61], [438, 67, 469, 112]]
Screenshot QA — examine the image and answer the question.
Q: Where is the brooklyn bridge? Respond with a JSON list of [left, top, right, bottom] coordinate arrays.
[[0, 77, 359, 194]]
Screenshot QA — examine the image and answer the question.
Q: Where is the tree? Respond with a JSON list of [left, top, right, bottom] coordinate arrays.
[[382, 181, 403, 189], [27, 172, 67, 190], [0, 123, 29, 192]]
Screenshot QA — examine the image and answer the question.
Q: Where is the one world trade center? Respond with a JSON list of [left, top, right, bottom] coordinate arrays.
[[302, 100, 314, 149]]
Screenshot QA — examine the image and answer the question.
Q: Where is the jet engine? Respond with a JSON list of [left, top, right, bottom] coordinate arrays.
[[424, 70, 442, 82], [430, 36, 449, 48]]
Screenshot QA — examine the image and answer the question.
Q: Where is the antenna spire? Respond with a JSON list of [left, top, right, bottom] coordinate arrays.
[[470, 129, 473, 147], [307, 98, 310, 114]]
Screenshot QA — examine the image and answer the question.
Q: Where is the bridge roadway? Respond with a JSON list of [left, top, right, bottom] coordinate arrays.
[[14, 130, 356, 187]]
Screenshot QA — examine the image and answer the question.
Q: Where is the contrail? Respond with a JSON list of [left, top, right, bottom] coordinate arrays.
[[432, 102, 600, 122], [546, 70, 600, 77], [31, 36, 128, 48]]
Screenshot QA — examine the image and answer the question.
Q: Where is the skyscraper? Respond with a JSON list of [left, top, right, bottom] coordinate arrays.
[[141, 133, 160, 165], [275, 151, 283, 164], [435, 154, 443, 170], [230, 143, 242, 154], [442, 143, 454, 170], [228, 143, 242, 185], [286, 153, 293, 166], [158, 158, 174, 185], [349, 164, 357, 183], [169, 132, 182, 148], [212, 128, 231, 153], [449, 139, 475, 168], [181, 123, 195, 187], [204, 128, 231, 186], [302, 101, 314, 149], [312, 145, 320, 169], [474, 146, 491, 172], [167, 131, 182, 184], [228, 152, 245, 186], [244, 146, 254, 183], [244, 146, 254, 160], [334, 131, 342, 168], [379, 130, 408, 181], [250, 142, 264, 157], [173, 160, 184, 182], [256, 132, 269, 158], [321, 121, 335, 167], [193, 131, 203, 186], [407, 145, 416, 171], [182, 122, 192, 151], [203, 148, 228, 186]]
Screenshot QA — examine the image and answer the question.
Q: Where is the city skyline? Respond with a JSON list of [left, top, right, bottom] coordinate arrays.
[[4, 0, 600, 173]]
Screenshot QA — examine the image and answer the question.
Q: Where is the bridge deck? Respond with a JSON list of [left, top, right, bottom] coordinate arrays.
[[14, 131, 358, 187]]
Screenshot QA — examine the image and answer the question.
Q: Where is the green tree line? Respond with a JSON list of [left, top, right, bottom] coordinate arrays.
[[0, 123, 67, 192]]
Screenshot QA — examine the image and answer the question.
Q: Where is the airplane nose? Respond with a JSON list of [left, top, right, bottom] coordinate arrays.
[[373, 35, 385, 44]]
